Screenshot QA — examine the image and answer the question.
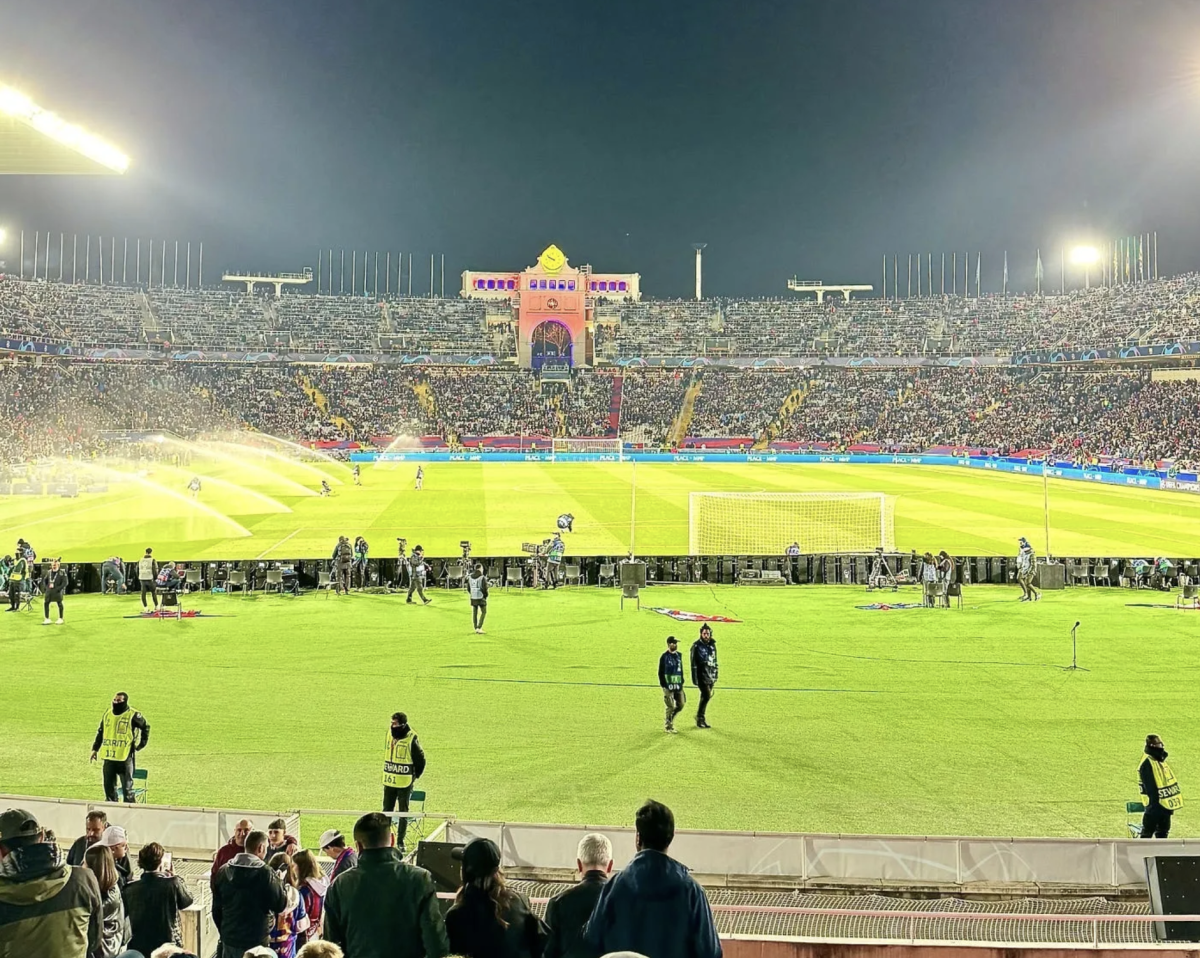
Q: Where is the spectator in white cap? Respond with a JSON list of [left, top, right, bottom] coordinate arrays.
[[319, 829, 358, 883], [97, 825, 132, 889]]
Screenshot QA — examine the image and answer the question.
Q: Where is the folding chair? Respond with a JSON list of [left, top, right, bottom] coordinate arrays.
[[227, 570, 247, 597], [563, 563, 582, 587], [133, 768, 149, 804], [505, 567, 523, 590], [444, 561, 464, 589], [1127, 801, 1145, 838], [317, 571, 334, 597], [947, 582, 963, 610], [597, 562, 615, 587], [184, 568, 203, 593], [265, 569, 284, 594]]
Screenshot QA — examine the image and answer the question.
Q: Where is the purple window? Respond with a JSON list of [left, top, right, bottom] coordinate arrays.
[[568, 280, 575, 290], [487, 279, 495, 289], [475, 279, 485, 289], [507, 279, 515, 289], [619, 281, 628, 291]]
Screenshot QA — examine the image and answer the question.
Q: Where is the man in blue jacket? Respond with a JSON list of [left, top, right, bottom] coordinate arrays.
[[583, 800, 721, 958]]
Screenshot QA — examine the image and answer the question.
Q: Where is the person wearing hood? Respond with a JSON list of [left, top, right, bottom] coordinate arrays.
[[1139, 735, 1183, 839], [445, 837, 546, 958], [211, 830, 288, 958], [0, 807, 103, 958], [383, 712, 426, 851], [89, 691, 151, 803], [583, 800, 721, 958]]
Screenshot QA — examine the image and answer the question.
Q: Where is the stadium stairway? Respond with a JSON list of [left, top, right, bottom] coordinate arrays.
[[668, 371, 704, 447], [413, 380, 436, 417], [755, 384, 810, 450], [607, 374, 623, 437]]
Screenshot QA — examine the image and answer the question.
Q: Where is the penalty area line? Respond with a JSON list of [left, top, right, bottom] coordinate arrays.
[[434, 676, 886, 694], [257, 527, 303, 560]]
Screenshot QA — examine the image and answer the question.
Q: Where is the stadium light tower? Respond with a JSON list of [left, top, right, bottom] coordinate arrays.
[[1070, 245, 1100, 289], [693, 243, 707, 301]]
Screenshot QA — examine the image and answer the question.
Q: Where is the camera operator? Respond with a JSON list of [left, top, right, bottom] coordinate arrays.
[[544, 532, 565, 590], [406, 545, 431, 605], [395, 538, 410, 590]]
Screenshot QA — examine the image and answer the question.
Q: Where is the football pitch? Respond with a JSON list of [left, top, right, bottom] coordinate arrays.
[[2, 584, 1198, 840], [5, 459, 1200, 841], [4, 457, 1200, 560]]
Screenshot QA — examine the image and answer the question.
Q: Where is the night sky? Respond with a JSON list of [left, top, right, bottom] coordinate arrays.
[[3, 0, 1200, 297]]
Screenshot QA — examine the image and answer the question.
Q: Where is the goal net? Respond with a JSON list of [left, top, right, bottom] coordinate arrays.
[[552, 438, 623, 458], [688, 492, 896, 555]]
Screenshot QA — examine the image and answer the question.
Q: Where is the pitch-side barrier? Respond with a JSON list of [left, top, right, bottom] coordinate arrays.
[[356, 451, 1200, 496]]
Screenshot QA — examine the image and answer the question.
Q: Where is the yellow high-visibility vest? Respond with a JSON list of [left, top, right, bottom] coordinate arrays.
[[100, 708, 135, 762], [1141, 756, 1184, 811], [383, 732, 415, 787]]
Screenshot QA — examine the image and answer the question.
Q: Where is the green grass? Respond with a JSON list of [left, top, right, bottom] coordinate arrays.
[[3, 584, 1199, 839], [4, 458, 1200, 560], [5, 459, 1200, 840]]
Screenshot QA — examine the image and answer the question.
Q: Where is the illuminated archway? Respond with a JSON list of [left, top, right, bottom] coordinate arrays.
[[530, 319, 574, 370]]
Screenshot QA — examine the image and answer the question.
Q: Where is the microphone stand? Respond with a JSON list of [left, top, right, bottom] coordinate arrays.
[[1063, 622, 1090, 672]]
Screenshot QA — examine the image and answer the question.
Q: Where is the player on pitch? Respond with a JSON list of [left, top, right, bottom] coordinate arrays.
[[659, 636, 685, 734]]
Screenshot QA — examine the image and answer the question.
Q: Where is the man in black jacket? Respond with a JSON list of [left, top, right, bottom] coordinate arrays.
[[323, 812, 449, 958], [690, 624, 719, 729], [211, 830, 287, 958], [90, 692, 150, 803], [42, 558, 68, 625], [66, 811, 107, 867], [544, 834, 613, 958], [1139, 734, 1184, 839]]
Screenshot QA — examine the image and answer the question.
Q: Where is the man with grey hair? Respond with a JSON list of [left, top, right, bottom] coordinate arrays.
[[544, 834, 614, 958]]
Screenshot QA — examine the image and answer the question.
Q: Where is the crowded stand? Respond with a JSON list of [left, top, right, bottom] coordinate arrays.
[[686, 368, 808, 439], [2, 357, 1198, 470], [5, 273, 1200, 357]]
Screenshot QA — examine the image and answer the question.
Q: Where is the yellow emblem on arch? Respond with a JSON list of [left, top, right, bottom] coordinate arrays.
[[537, 244, 567, 275]]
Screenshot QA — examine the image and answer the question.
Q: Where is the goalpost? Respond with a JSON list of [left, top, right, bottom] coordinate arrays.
[[552, 438, 623, 459], [688, 492, 896, 555]]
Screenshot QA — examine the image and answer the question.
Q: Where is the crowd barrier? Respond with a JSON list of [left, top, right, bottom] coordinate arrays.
[[0, 792, 298, 857], [442, 820, 1188, 889], [357, 451, 1200, 494]]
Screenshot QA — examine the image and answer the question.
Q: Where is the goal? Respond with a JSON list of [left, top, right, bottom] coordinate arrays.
[[552, 438, 623, 459], [688, 492, 896, 555]]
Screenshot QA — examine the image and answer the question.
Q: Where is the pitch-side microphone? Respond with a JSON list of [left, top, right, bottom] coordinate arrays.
[[1074, 621, 1081, 628]]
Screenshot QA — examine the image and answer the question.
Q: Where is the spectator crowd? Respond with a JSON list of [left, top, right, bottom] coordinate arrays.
[[0, 799, 722, 958]]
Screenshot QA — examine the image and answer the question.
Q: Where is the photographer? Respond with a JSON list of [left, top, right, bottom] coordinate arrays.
[[333, 536, 354, 595], [395, 538, 410, 590], [545, 532, 565, 590], [406, 546, 431, 604], [354, 536, 370, 589]]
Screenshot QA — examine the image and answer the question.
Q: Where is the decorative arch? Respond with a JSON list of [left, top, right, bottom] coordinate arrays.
[[529, 319, 574, 369]]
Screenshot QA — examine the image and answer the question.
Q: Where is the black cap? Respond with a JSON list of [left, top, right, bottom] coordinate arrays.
[[666, 636, 677, 645], [0, 808, 40, 844], [452, 837, 501, 880]]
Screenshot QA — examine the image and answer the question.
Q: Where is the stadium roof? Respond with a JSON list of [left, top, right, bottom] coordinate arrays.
[[0, 84, 129, 175]]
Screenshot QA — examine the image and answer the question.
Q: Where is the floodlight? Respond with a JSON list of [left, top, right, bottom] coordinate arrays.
[[0, 83, 130, 174], [1070, 245, 1100, 266], [0, 227, 6, 246]]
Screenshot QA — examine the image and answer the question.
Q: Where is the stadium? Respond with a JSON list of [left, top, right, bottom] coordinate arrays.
[[5, 10, 1200, 958]]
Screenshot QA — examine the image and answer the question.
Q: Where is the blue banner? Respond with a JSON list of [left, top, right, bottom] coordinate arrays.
[[354, 450, 1198, 493]]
